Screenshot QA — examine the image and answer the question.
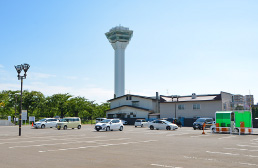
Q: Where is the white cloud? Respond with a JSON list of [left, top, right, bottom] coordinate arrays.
[[29, 72, 56, 80], [0, 64, 4, 68]]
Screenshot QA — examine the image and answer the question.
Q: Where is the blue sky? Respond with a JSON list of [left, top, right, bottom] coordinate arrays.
[[0, 0, 258, 104]]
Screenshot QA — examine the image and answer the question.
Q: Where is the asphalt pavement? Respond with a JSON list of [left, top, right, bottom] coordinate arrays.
[[0, 125, 258, 168]]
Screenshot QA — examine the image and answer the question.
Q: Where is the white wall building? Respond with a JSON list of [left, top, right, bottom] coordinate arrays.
[[106, 94, 159, 124], [160, 91, 233, 119]]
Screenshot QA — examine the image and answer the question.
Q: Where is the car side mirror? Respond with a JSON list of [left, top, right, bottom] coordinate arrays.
[[45, 121, 47, 123]]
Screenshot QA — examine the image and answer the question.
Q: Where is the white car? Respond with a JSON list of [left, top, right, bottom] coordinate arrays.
[[121, 120, 128, 125], [95, 119, 124, 131], [33, 118, 59, 129], [134, 119, 148, 127], [149, 120, 178, 130], [95, 118, 107, 123]]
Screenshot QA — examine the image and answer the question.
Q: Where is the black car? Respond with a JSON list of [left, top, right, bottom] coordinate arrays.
[[193, 118, 213, 130]]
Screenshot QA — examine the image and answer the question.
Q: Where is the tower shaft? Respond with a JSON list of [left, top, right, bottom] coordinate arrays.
[[112, 42, 128, 98]]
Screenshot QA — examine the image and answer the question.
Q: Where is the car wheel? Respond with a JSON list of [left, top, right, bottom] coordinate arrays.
[[141, 124, 143, 127], [78, 125, 81, 129], [41, 124, 45, 129], [234, 128, 239, 133], [150, 125, 154, 130], [63, 125, 67, 130], [106, 126, 110, 131], [119, 126, 123, 131], [96, 129, 100, 131], [166, 126, 171, 130], [135, 126, 137, 127]]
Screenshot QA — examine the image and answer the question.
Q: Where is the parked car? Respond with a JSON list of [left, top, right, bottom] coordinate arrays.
[[193, 118, 213, 130], [134, 119, 148, 127], [95, 119, 123, 131], [149, 120, 178, 130], [56, 117, 81, 130], [121, 120, 128, 125], [95, 118, 107, 123], [164, 118, 182, 128], [33, 118, 59, 129]]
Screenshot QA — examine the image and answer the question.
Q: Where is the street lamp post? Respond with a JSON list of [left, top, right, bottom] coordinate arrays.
[[14, 63, 30, 136], [14, 94, 17, 125]]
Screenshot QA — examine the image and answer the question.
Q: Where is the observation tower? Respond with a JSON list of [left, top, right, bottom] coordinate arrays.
[[105, 26, 133, 98]]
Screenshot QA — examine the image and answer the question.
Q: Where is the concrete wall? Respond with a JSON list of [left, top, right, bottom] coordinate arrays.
[[160, 100, 222, 119], [221, 91, 233, 111], [0, 120, 15, 126]]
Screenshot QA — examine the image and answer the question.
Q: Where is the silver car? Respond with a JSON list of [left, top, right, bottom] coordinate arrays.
[[33, 118, 59, 129]]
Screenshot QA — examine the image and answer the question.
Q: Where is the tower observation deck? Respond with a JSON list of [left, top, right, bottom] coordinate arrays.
[[105, 26, 133, 98]]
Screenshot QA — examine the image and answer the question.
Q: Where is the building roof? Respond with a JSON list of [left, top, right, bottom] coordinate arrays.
[[108, 94, 158, 102], [160, 94, 221, 103], [106, 105, 153, 113]]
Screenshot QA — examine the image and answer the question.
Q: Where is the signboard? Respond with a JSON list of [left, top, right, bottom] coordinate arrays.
[[8, 116, 11, 121], [22, 110, 27, 120], [29, 116, 35, 122]]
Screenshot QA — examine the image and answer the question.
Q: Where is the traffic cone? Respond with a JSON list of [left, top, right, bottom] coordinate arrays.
[[202, 123, 206, 134]]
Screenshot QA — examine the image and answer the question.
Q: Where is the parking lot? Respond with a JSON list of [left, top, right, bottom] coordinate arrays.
[[1, 125, 258, 168]]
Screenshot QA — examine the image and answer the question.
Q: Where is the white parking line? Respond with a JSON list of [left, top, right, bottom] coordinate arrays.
[[38, 140, 157, 153], [166, 133, 189, 137], [239, 162, 258, 166], [184, 156, 258, 167], [9, 138, 130, 149], [237, 144, 258, 148], [190, 135, 210, 138], [150, 163, 183, 168], [224, 147, 258, 152], [218, 136, 236, 140], [1, 136, 106, 145], [206, 151, 239, 156]]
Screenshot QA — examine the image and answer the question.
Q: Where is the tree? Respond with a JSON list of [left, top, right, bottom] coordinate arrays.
[[47, 93, 72, 118]]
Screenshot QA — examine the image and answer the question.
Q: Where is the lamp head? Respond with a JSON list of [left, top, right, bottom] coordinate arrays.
[[15, 65, 23, 74], [23, 63, 30, 73]]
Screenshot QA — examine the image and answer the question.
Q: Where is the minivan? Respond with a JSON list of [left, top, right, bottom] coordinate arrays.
[[56, 117, 81, 130]]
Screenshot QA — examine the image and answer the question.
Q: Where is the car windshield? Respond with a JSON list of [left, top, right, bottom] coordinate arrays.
[[163, 120, 171, 124], [60, 119, 67, 122], [101, 119, 111, 123], [196, 118, 205, 122], [135, 120, 141, 122], [39, 119, 46, 122]]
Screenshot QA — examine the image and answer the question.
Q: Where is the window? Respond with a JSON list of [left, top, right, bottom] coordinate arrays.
[[178, 104, 185, 110], [108, 114, 114, 118], [193, 104, 200, 110], [223, 103, 227, 110], [132, 101, 139, 107], [126, 95, 132, 100]]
